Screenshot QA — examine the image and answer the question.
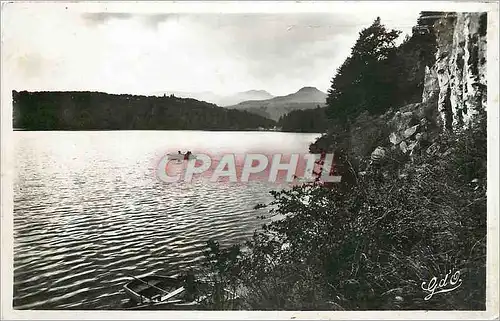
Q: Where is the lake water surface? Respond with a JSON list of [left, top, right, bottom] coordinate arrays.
[[13, 130, 320, 310]]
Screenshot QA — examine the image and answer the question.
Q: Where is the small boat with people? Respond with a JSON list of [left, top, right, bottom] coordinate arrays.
[[167, 151, 197, 161], [122, 274, 240, 310]]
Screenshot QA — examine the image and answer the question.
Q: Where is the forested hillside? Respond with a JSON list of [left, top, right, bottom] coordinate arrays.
[[12, 91, 276, 130], [278, 106, 329, 133]]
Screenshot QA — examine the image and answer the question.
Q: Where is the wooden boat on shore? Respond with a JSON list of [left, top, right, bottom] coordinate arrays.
[[123, 274, 240, 310], [123, 275, 186, 304]]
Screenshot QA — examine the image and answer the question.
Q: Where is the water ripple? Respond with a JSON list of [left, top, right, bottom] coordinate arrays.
[[13, 130, 320, 309]]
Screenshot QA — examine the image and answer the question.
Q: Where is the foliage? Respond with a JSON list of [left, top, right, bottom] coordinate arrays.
[[12, 91, 276, 130], [198, 240, 242, 310], [326, 14, 437, 126], [326, 17, 401, 125], [278, 106, 329, 133], [390, 13, 438, 106], [203, 113, 487, 310], [200, 11, 485, 311]]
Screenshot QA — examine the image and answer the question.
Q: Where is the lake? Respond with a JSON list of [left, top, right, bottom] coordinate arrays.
[[12, 130, 321, 310]]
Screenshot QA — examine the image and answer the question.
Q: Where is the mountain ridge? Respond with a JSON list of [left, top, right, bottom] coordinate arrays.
[[227, 86, 327, 121]]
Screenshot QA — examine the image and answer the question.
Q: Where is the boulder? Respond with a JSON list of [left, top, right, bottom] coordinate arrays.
[[371, 146, 387, 160], [400, 141, 408, 153], [389, 111, 416, 133], [426, 142, 440, 155], [389, 132, 404, 145], [403, 125, 419, 138], [408, 141, 418, 151]]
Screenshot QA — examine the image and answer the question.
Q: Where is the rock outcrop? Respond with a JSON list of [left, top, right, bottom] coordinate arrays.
[[384, 12, 487, 157], [433, 12, 488, 130], [312, 12, 488, 174]]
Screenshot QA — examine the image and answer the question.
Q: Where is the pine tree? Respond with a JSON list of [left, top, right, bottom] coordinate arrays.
[[326, 17, 401, 125]]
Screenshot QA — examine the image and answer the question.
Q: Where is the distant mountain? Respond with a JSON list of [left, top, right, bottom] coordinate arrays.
[[218, 90, 274, 106], [154, 90, 274, 107], [226, 87, 327, 121]]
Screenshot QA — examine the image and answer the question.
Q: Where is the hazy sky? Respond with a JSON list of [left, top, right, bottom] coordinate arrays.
[[1, 2, 483, 96]]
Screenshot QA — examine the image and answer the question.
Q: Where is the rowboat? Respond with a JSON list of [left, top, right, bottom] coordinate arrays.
[[123, 275, 185, 304], [123, 274, 240, 310], [167, 153, 197, 161]]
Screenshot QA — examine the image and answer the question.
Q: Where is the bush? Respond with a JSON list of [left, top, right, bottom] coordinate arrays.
[[202, 113, 486, 310]]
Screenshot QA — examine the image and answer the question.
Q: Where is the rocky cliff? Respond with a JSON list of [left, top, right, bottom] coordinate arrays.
[[312, 12, 488, 172], [432, 12, 488, 130], [368, 12, 487, 167], [373, 12, 488, 167]]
